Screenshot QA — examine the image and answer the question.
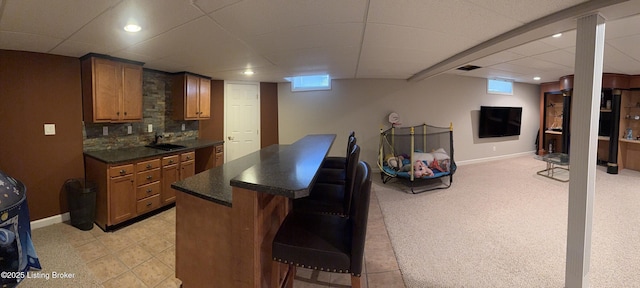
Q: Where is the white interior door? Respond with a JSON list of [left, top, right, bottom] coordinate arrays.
[[225, 82, 260, 162]]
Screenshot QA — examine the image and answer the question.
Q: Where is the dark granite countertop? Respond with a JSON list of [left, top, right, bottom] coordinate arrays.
[[171, 144, 286, 206], [83, 139, 224, 164], [230, 134, 336, 199]]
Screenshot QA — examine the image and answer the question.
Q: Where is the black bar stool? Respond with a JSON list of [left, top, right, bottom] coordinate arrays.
[[271, 161, 372, 288], [293, 144, 360, 215]]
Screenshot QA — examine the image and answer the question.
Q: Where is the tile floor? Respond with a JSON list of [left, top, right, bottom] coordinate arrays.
[[23, 188, 404, 287]]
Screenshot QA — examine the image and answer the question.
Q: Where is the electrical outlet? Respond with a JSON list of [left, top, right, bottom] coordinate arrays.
[[181, 124, 185, 131], [492, 146, 496, 152], [127, 125, 133, 134], [103, 126, 108, 136], [44, 124, 56, 135], [148, 124, 153, 133]]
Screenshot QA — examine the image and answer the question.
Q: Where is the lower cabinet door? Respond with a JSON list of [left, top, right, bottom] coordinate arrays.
[[109, 174, 136, 225], [162, 164, 179, 204]]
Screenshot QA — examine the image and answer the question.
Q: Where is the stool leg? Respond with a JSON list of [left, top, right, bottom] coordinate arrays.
[[286, 265, 296, 288], [351, 275, 361, 288]]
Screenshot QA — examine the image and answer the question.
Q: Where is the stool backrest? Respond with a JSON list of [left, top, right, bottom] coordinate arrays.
[[345, 132, 356, 159], [349, 161, 371, 275], [343, 144, 360, 214]]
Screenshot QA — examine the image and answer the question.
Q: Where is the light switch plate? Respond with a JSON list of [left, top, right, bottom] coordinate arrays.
[[103, 126, 108, 136], [44, 124, 55, 135], [148, 124, 153, 133]]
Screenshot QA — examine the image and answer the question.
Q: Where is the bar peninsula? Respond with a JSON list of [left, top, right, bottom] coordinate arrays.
[[171, 134, 336, 287]]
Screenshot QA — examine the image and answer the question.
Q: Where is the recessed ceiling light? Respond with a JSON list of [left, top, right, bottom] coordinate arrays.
[[533, 76, 541, 81], [124, 24, 141, 33], [552, 33, 562, 38], [243, 70, 254, 75]]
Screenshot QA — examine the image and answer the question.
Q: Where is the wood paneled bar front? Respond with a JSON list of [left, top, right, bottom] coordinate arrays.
[[172, 134, 336, 288]]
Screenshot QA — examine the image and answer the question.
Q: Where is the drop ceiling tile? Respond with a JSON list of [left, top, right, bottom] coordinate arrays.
[[210, 0, 367, 38], [538, 29, 577, 49], [0, 0, 117, 39], [264, 46, 359, 79], [608, 34, 640, 62], [605, 14, 640, 40], [0, 31, 62, 53], [468, 50, 527, 67], [367, 0, 523, 42], [49, 40, 112, 57], [360, 23, 480, 73], [508, 40, 558, 56], [125, 17, 248, 60], [465, 0, 587, 24], [531, 49, 575, 68], [66, 0, 204, 53], [193, 0, 243, 14], [247, 23, 363, 54], [603, 44, 640, 75]]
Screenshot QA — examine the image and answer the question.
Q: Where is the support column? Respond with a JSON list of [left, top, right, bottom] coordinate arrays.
[[565, 13, 605, 288]]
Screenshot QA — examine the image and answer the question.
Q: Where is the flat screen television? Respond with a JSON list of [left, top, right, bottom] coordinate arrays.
[[478, 106, 523, 138]]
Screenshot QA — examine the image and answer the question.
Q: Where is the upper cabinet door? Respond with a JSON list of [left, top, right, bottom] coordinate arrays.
[[121, 63, 143, 121], [172, 72, 211, 120], [185, 74, 200, 119], [82, 54, 144, 123], [92, 58, 120, 121], [198, 78, 211, 118]]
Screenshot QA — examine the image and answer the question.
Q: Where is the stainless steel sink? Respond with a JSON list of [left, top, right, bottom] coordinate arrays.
[[145, 143, 187, 151]]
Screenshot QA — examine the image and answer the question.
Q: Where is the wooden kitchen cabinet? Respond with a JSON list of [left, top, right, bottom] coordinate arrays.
[[181, 151, 196, 179], [161, 155, 180, 205], [108, 166, 136, 225], [86, 148, 198, 230], [172, 73, 211, 120], [135, 158, 161, 214], [81, 54, 144, 123], [215, 145, 224, 167]]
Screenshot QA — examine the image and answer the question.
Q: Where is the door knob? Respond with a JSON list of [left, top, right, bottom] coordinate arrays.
[[228, 136, 234, 140]]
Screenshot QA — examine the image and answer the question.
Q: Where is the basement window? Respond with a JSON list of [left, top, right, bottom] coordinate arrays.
[[488, 78, 513, 95], [285, 74, 331, 92]]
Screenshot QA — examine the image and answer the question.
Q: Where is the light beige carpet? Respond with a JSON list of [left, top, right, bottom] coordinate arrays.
[[375, 155, 640, 287]]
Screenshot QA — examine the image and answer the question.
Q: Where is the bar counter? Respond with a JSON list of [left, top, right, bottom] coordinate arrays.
[[172, 134, 335, 287]]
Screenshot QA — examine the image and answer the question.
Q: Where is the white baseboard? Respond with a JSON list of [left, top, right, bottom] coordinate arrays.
[[30, 212, 70, 230], [455, 151, 536, 166]]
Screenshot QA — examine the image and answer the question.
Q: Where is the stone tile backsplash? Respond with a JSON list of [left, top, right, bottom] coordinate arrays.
[[83, 70, 199, 151]]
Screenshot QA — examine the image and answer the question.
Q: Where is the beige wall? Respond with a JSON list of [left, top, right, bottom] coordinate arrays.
[[278, 74, 540, 166]]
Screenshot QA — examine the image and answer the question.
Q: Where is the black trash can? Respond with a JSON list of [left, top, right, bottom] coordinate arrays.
[[65, 179, 97, 231]]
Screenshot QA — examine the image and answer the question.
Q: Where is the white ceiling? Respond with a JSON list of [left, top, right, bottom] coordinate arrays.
[[2, 0, 640, 84]]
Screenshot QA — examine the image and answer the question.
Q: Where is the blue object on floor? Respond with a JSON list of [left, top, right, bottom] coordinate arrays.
[[0, 170, 42, 287]]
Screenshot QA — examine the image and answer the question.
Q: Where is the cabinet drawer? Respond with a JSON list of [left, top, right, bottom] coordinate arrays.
[[136, 168, 161, 185], [137, 158, 160, 171], [181, 151, 195, 162], [215, 145, 223, 153], [136, 181, 161, 200], [136, 194, 161, 214], [110, 164, 134, 177], [162, 155, 179, 166]]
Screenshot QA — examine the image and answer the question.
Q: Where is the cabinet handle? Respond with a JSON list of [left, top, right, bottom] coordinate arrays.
[[146, 188, 152, 193], [146, 175, 153, 180], [146, 202, 152, 207], [124, 111, 127, 116], [117, 111, 120, 116], [120, 169, 126, 175], [169, 160, 174, 164], [146, 164, 152, 169], [186, 156, 191, 160]]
